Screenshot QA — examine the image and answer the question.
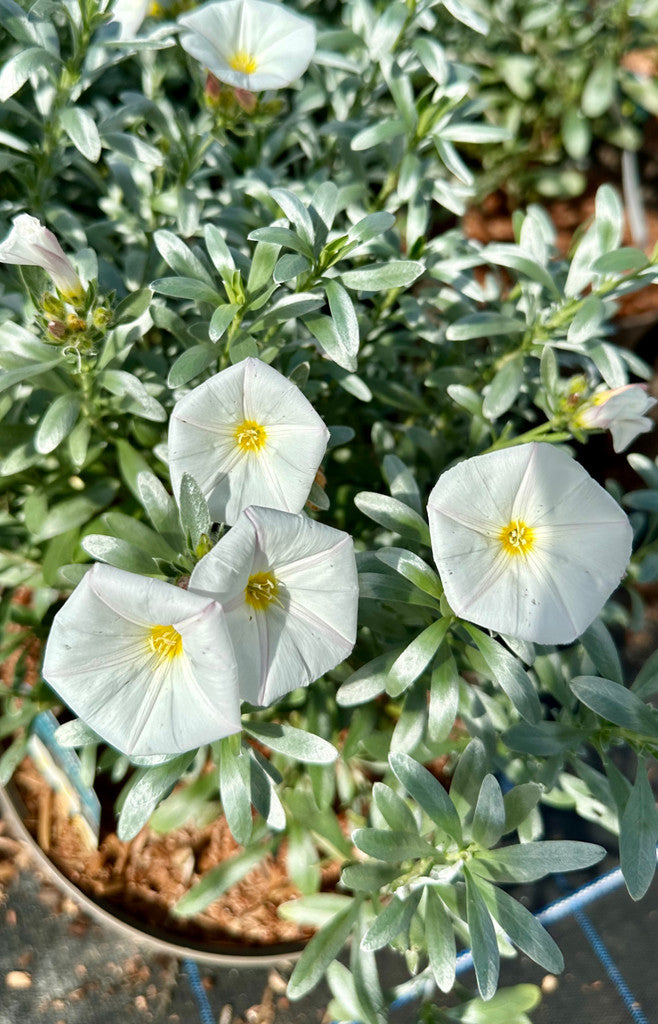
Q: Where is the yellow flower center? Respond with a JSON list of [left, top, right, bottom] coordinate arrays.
[[245, 571, 279, 611], [148, 624, 184, 662], [234, 419, 267, 453], [229, 50, 258, 74], [498, 519, 535, 557]]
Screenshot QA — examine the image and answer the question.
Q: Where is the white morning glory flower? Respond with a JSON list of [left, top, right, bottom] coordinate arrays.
[[42, 564, 242, 757], [110, 0, 150, 39], [168, 357, 329, 526], [188, 505, 358, 706], [575, 384, 656, 453], [427, 442, 633, 645], [0, 215, 85, 304], [178, 0, 316, 91]]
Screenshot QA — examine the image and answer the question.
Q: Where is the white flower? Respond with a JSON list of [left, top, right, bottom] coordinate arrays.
[[188, 505, 358, 705], [42, 564, 242, 757], [168, 357, 329, 526], [0, 215, 85, 304], [575, 384, 656, 453], [427, 443, 633, 645], [178, 0, 316, 91], [110, 0, 150, 39]]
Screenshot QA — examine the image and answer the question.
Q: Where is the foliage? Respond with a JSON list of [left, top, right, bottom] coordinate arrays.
[[437, 0, 658, 199], [0, 1, 657, 1021]]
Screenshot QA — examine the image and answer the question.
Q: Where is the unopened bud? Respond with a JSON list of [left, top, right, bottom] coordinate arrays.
[[42, 292, 65, 318], [92, 306, 112, 328], [204, 72, 222, 105], [567, 374, 587, 396], [234, 88, 257, 113], [194, 533, 214, 559], [66, 313, 87, 333], [47, 320, 67, 340]]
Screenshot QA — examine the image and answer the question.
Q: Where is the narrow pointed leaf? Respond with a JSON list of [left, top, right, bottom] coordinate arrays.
[[465, 869, 499, 1001], [173, 844, 270, 917], [245, 721, 337, 764], [117, 753, 196, 840], [287, 898, 362, 1000], [478, 876, 564, 973], [352, 827, 437, 863], [219, 740, 252, 846], [425, 888, 456, 993], [465, 625, 541, 724], [472, 840, 606, 883], [373, 782, 417, 833], [472, 774, 505, 848], [389, 752, 462, 843], [361, 890, 421, 951], [619, 758, 658, 900], [571, 676, 658, 737]]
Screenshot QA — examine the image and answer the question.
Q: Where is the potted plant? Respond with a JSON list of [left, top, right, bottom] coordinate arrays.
[[0, 0, 657, 1021]]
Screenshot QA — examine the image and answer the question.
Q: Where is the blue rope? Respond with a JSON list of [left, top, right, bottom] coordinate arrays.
[[554, 871, 652, 1024], [570, 902, 649, 1024], [183, 957, 215, 1024], [535, 862, 628, 926], [181, 856, 657, 1023], [452, 863, 654, 1023]]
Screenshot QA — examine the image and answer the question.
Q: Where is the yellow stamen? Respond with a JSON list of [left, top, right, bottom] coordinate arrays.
[[498, 519, 535, 557], [148, 624, 184, 663], [234, 419, 267, 453], [229, 50, 258, 74], [245, 571, 279, 611]]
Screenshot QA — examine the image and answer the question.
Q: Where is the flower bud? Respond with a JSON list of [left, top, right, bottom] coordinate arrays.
[[575, 384, 657, 452], [204, 72, 222, 104], [92, 307, 112, 328], [47, 320, 67, 341], [194, 533, 214, 559], [0, 215, 85, 304], [66, 314, 87, 333], [110, 0, 149, 40], [234, 88, 256, 113], [41, 292, 66, 318]]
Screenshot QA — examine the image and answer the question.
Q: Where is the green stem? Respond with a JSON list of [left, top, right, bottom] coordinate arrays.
[[484, 422, 572, 453], [31, 3, 96, 207]]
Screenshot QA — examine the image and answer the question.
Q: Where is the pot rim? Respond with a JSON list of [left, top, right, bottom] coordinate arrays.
[[0, 780, 305, 967]]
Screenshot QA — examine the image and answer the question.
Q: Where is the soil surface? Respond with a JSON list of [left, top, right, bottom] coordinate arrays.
[[11, 756, 340, 950]]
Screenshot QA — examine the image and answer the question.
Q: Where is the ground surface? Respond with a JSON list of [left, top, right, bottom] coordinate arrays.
[[0, 810, 656, 1024]]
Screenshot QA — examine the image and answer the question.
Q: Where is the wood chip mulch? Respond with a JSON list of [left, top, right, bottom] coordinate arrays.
[[12, 757, 339, 950]]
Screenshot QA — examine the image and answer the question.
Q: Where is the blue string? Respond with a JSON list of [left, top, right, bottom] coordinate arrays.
[[554, 871, 651, 1024], [183, 957, 215, 1024], [570, 902, 650, 1024], [182, 857, 657, 1024]]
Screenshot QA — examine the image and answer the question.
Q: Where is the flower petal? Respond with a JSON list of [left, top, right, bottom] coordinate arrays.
[[188, 506, 358, 704], [189, 511, 257, 607], [428, 443, 633, 644], [168, 358, 328, 525], [43, 565, 241, 756], [178, 0, 316, 91], [0, 215, 82, 299], [428, 445, 535, 532]]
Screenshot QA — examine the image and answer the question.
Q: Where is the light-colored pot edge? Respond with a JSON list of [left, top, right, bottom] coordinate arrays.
[[0, 780, 304, 968]]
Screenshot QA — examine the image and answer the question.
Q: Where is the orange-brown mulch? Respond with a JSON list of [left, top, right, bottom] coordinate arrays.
[[464, 171, 658, 329], [12, 757, 339, 950]]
